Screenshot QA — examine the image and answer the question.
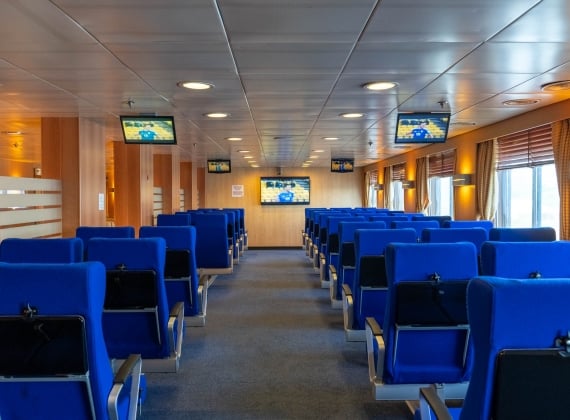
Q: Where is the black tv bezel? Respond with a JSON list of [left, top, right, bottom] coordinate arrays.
[[207, 159, 232, 174], [260, 176, 311, 206], [120, 115, 177, 145], [394, 112, 451, 144], [331, 158, 355, 173]]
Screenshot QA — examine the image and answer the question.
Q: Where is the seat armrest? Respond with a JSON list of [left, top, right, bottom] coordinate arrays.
[[168, 301, 185, 359], [109, 353, 142, 420], [419, 386, 454, 420], [342, 283, 352, 297], [342, 284, 354, 331], [365, 317, 385, 382]]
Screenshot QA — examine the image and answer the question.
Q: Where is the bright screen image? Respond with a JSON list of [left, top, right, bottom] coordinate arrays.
[[207, 160, 231, 173], [331, 158, 354, 173], [394, 112, 450, 144], [260, 177, 310, 205], [120, 116, 177, 144]]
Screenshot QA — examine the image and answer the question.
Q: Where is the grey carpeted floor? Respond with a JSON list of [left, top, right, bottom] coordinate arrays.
[[141, 248, 414, 419]]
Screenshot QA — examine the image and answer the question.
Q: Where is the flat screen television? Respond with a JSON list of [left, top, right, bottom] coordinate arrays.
[[331, 158, 354, 173], [207, 159, 231, 174], [260, 176, 310, 205], [120, 115, 177, 144], [394, 112, 451, 144]]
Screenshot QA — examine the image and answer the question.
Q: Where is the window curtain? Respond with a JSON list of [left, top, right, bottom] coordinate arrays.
[[363, 171, 370, 207], [475, 139, 498, 221], [383, 166, 392, 209], [415, 157, 430, 213], [551, 120, 570, 239]]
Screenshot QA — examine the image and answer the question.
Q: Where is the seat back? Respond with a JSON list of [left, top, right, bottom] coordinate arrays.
[[0, 237, 83, 263], [76, 226, 135, 258], [383, 242, 478, 384], [157, 213, 191, 226], [421, 227, 488, 254], [139, 226, 200, 316], [190, 212, 232, 269], [480, 240, 570, 278], [0, 261, 133, 420], [488, 227, 556, 241], [411, 215, 452, 226], [443, 220, 493, 232], [391, 220, 440, 240], [353, 228, 417, 329], [461, 277, 570, 419], [87, 237, 171, 359]]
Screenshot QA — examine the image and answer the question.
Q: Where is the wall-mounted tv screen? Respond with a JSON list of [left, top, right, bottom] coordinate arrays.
[[260, 176, 310, 205], [120, 116, 177, 144], [207, 159, 231, 174], [331, 158, 354, 173], [394, 112, 451, 144]]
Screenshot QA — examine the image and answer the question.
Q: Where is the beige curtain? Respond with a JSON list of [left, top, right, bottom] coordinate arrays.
[[415, 157, 430, 213], [475, 139, 498, 221], [551, 120, 570, 239], [383, 166, 392, 209], [363, 171, 370, 207]]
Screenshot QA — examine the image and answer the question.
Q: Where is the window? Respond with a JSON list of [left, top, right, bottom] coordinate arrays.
[[496, 124, 559, 237], [391, 163, 405, 210], [367, 170, 378, 208], [427, 149, 455, 216]]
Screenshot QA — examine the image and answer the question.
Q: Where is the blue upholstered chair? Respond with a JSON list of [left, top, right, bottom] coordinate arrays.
[[87, 237, 184, 373], [365, 242, 478, 400], [488, 226, 556, 241], [480, 240, 570, 277], [0, 262, 142, 419], [442, 220, 493, 232], [76, 226, 135, 259], [418, 276, 570, 420], [330, 219, 378, 307], [391, 220, 440, 240], [342, 228, 416, 341], [321, 215, 359, 288], [139, 226, 205, 327], [411, 215, 452, 227], [157, 213, 191, 226], [0, 237, 83, 263]]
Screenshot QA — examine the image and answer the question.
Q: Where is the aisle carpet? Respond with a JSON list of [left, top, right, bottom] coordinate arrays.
[[142, 248, 413, 419]]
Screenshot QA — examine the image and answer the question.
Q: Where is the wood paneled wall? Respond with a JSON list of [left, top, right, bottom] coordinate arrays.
[[204, 167, 364, 247]]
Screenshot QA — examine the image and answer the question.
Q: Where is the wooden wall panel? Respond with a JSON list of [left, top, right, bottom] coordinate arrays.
[[204, 167, 363, 247], [180, 162, 193, 210]]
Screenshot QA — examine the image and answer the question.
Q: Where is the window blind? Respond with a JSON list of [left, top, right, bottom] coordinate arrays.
[[497, 124, 553, 170], [392, 163, 406, 181], [428, 149, 456, 177]]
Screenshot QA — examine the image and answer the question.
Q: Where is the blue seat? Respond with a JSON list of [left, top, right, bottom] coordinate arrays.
[[489, 226, 556, 241], [411, 215, 452, 227], [391, 220, 440, 240], [480, 240, 570, 277], [139, 226, 205, 327], [0, 262, 142, 419], [342, 228, 416, 341], [157, 213, 191, 226], [443, 220, 493, 232], [365, 242, 478, 400], [418, 276, 570, 420], [320, 215, 357, 288], [87, 237, 184, 373], [190, 212, 234, 284], [330, 219, 377, 306], [76, 226, 135, 258], [0, 237, 83, 263]]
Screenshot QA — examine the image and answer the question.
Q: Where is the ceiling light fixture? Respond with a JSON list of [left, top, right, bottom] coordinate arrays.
[[502, 99, 540, 106], [225, 137, 242, 141], [1, 131, 23, 135], [323, 137, 339, 141], [541, 80, 570, 92], [339, 112, 365, 118], [362, 81, 398, 91], [204, 112, 229, 118], [177, 81, 214, 90], [237, 150, 250, 153]]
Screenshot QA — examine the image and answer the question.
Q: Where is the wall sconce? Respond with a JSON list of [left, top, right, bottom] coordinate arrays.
[[374, 183, 384, 191], [402, 180, 416, 189], [452, 173, 474, 186]]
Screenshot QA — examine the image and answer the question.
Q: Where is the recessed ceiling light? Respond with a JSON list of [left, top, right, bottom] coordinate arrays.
[[244, 156, 254, 159], [312, 149, 325, 153], [323, 137, 339, 141], [309, 155, 318, 159], [340, 112, 365, 118], [305, 160, 313, 163], [362, 81, 398, 91], [541, 80, 570, 92], [225, 137, 242, 141], [502, 99, 540, 106], [204, 112, 229, 118], [237, 150, 250, 153], [251, 164, 259, 168], [177, 81, 214, 90]]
